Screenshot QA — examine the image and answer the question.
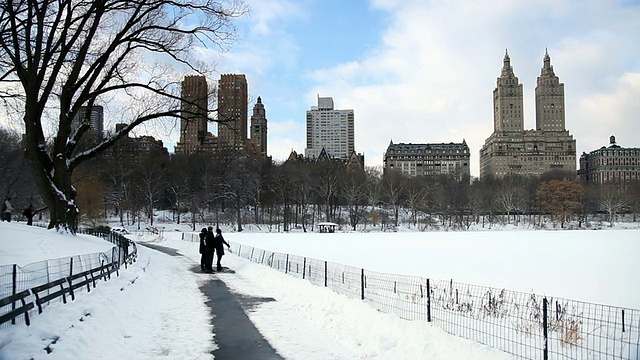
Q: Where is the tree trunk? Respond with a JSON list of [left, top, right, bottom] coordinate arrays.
[[236, 204, 243, 232], [24, 128, 79, 232]]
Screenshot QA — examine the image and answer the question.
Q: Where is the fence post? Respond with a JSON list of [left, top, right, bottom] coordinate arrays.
[[361, 269, 365, 300], [621, 309, 625, 333], [303, 258, 307, 279], [123, 239, 129, 268], [238, 245, 242, 257], [426, 279, 431, 322], [285, 254, 289, 274], [324, 261, 327, 287], [543, 297, 548, 360], [261, 251, 266, 264], [11, 264, 16, 325]]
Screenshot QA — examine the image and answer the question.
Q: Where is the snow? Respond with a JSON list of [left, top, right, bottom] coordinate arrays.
[[0, 222, 115, 266], [0, 221, 638, 359]]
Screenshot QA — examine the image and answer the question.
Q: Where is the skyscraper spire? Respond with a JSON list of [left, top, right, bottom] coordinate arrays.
[[540, 48, 555, 77], [501, 48, 516, 79]]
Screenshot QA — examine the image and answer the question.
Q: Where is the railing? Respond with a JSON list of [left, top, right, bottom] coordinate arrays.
[[225, 240, 639, 360], [0, 231, 137, 328]]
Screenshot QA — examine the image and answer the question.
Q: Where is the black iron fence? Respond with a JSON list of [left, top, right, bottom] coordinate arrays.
[[221, 239, 639, 360], [0, 231, 137, 328]]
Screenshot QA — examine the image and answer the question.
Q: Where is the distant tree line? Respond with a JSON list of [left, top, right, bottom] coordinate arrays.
[[2, 127, 639, 231]]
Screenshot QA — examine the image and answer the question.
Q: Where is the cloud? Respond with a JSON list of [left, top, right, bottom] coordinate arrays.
[[303, 0, 640, 176], [575, 73, 640, 151]]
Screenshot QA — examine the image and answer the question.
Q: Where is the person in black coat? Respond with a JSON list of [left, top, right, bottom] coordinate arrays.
[[198, 228, 207, 271], [204, 226, 216, 272], [213, 228, 230, 271]]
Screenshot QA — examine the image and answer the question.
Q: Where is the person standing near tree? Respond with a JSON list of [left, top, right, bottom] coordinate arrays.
[[198, 228, 207, 271], [213, 228, 231, 271]]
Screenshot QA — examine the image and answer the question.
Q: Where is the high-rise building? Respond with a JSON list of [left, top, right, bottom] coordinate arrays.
[[305, 96, 354, 160], [384, 140, 470, 179], [175, 75, 208, 155], [73, 105, 104, 141], [578, 136, 640, 185], [479, 50, 576, 179], [217, 74, 248, 150], [250, 96, 268, 158]]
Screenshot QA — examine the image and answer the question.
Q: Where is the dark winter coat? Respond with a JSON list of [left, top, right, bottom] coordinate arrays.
[[205, 230, 216, 249], [214, 233, 230, 255], [198, 230, 206, 254]]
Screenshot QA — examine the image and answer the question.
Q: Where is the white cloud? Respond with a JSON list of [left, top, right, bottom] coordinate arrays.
[[574, 72, 640, 152], [302, 0, 640, 176]]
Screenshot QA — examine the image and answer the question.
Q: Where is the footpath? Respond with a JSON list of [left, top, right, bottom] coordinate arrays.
[[139, 243, 283, 359]]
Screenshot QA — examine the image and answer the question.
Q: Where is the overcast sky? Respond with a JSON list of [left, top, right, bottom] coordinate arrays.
[[180, 0, 636, 177]]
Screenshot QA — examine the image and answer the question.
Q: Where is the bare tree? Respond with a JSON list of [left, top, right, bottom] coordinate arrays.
[[497, 175, 527, 225], [597, 184, 628, 227], [132, 154, 167, 227], [382, 170, 406, 227], [404, 177, 427, 228], [0, 128, 25, 198], [290, 163, 314, 232], [0, 0, 246, 231], [220, 157, 260, 232], [342, 169, 367, 231], [363, 166, 383, 228], [313, 161, 343, 223], [269, 162, 295, 231]]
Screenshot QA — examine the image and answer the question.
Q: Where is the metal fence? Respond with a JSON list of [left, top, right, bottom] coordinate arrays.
[[218, 238, 639, 360], [0, 231, 137, 328]]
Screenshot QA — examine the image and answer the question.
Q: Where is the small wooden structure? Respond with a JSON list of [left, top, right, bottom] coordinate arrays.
[[318, 222, 338, 233]]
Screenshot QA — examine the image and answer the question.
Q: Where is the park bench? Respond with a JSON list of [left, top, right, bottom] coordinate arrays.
[[0, 289, 34, 326], [31, 278, 69, 314]]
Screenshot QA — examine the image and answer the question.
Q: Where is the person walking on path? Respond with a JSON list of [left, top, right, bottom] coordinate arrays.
[[213, 228, 231, 271], [204, 226, 216, 272], [198, 228, 207, 271]]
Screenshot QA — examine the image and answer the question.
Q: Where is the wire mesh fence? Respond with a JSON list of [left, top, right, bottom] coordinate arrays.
[[0, 231, 137, 329], [228, 241, 640, 360]]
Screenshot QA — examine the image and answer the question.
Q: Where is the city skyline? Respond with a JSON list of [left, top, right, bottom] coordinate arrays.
[[179, 0, 639, 177]]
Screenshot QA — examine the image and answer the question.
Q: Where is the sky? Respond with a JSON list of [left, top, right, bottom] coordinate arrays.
[[1, 1, 638, 177], [1, 221, 639, 358], [176, 0, 640, 176]]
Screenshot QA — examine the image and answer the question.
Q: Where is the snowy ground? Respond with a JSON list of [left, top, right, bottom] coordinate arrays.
[[0, 221, 638, 359]]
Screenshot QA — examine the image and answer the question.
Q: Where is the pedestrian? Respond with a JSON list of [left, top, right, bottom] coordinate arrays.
[[204, 226, 216, 272], [213, 228, 231, 271], [198, 228, 207, 271], [2, 197, 13, 222]]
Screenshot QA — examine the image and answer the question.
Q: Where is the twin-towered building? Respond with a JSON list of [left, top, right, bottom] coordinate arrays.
[[384, 50, 581, 180], [175, 74, 268, 159], [478, 50, 576, 179]]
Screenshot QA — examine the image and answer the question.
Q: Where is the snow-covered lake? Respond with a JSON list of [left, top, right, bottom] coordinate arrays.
[[213, 229, 640, 309]]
